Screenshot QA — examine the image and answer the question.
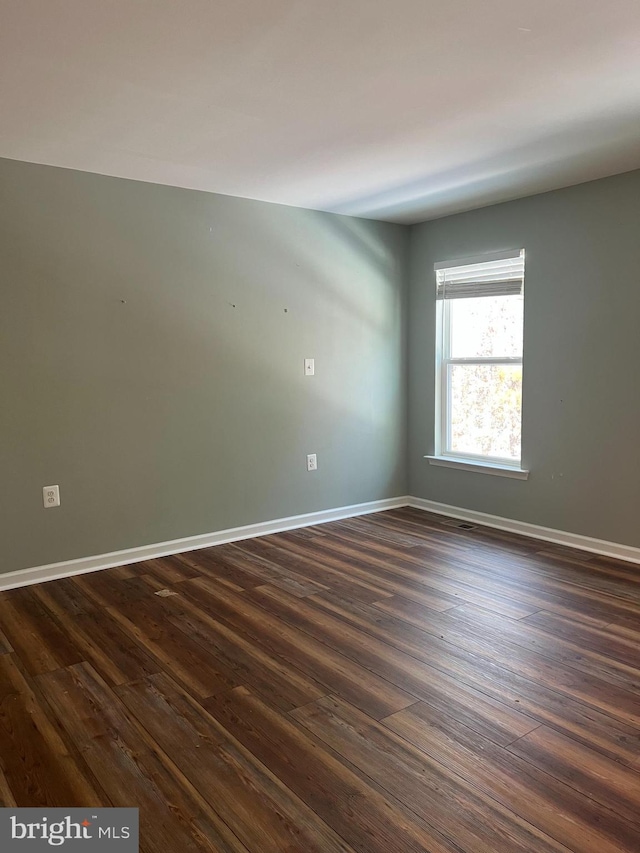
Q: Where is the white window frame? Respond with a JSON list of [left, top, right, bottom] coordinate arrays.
[[432, 250, 526, 474]]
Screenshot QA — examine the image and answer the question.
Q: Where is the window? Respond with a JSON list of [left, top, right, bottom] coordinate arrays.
[[432, 249, 526, 474]]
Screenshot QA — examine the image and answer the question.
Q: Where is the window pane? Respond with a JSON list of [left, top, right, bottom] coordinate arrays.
[[449, 295, 523, 358], [448, 364, 522, 460]]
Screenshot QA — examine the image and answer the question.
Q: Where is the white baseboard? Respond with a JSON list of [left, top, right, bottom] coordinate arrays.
[[0, 496, 411, 592], [3, 493, 638, 592], [407, 496, 640, 565]]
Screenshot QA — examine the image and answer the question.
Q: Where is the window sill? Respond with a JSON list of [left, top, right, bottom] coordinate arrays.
[[425, 456, 529, 480]]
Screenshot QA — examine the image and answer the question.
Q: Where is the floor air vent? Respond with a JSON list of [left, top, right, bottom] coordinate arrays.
[[443, 519, 477, 530]]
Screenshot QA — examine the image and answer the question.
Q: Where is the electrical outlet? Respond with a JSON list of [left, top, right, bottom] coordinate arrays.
[[306, 453, 317, 471], [43, 485, 60, 508], [304, 358, 315, 376]]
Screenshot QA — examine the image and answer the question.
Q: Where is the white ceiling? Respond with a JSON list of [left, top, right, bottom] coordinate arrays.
[[1, 0, 640, 223]]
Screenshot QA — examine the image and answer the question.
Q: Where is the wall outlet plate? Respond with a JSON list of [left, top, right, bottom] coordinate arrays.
[[43, 485, 60, 508], [307, 453, 318, 471]]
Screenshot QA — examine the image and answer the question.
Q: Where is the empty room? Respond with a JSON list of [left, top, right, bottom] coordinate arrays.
[[1, 1, 639, 851]]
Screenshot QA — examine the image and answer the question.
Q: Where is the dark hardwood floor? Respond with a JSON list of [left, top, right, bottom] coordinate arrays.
[[0, 507, 639, 852]]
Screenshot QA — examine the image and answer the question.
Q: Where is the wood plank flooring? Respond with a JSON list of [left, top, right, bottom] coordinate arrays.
[[0, 506, 639, 852]]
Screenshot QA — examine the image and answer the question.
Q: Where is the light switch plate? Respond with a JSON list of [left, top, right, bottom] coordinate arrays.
[[304, 358, 315, 376]]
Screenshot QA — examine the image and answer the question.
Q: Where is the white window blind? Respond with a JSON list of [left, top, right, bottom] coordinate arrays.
[[436, 250, 524, 300]]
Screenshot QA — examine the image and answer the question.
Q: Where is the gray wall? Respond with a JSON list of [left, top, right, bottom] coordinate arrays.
[[1, 158, 407, 573], [408, 170, 640, 548], [4, 156, 639, 574]]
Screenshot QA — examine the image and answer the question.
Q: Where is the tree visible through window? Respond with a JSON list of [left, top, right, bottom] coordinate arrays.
[[435, 251, 524, 467]]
